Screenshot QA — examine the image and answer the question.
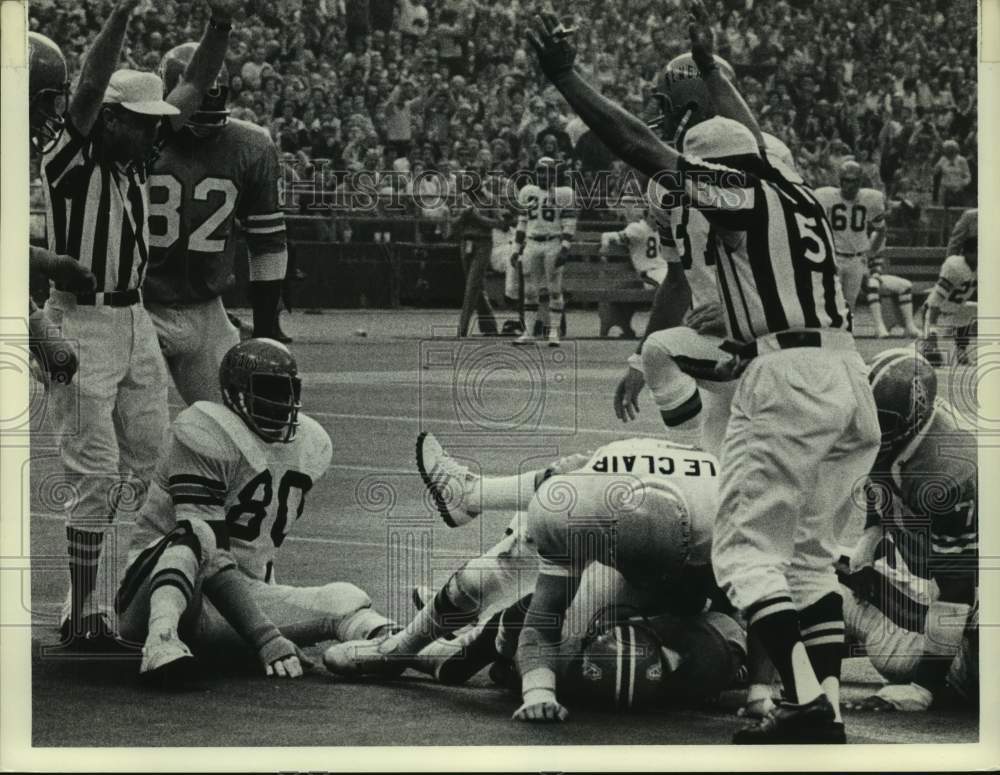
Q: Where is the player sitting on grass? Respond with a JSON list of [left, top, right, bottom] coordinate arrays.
[[118, 338, 396, 684], [323, 433, 748, 721], [836, 348, 978, 712]]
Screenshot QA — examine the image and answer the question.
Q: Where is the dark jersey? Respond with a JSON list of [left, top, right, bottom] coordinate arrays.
[[866, 399, 977, 609], [143, 119, 286, 304]]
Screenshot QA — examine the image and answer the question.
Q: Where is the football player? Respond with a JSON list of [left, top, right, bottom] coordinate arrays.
[[512, 156, 577, 346], [919, 237, 977, 366], [27, 31, 97, 386], [601, 204, 668, 288], [814, 161, 888, 313], [861, 268, 923, 339], [143, 43, 288, 405], [838, 348, 977, 711], [118, 338, 396, 681], [324, 433, 744, 721]]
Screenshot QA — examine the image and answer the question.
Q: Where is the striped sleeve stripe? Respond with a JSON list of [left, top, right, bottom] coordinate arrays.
[[933, 542, 978, 554], [168, 474, 225, 490], [936, 277, 955, 292], [932, 532, 978, 545], [246, 212, 285, 222], [245, 223, 287, 234], [172, 494, 227, 506]]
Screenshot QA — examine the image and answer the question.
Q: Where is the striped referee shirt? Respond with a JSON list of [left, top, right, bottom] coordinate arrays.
[[42, 117, 151, 294], [671, 155, 851, 344]]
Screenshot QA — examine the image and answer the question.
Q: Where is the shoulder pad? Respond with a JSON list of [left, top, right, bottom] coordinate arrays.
[[295, 413, 333, 481], [182, 401, 268, 471], [172, 403, 243, 463], [556, 186, 575, 203], [228, 117, 276, 147], [814, 186, 837, 199]]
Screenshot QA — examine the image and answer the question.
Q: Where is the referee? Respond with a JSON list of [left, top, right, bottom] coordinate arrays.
[[529, 6, 880, 743], [40, 0, 238, 650]]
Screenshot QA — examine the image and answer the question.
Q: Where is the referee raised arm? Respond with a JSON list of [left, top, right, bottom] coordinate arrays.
[[40, 0, 239, 651], [528, 4, 880, 743]]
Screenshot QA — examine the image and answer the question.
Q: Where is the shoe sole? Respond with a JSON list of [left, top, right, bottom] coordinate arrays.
[[139, 654, 199, 691], [416, 432, 461, 528]]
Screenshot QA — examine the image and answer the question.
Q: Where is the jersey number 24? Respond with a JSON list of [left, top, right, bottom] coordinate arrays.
[[148, 174, 238, 252]]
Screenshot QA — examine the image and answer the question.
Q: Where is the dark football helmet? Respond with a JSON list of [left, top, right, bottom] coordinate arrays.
[[565, 619, 667, 711], [220, 338, 301, 443], [159, 42, 230, 136], [28, 32, 69, 155], [648, 53, 735, 148], [868, 348, 938, 460]]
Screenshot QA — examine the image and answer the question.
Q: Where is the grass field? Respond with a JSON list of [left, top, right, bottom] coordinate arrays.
[[27, 309, 979, 747]]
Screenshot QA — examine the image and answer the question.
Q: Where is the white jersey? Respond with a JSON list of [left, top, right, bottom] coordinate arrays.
[[813, 186, 886, 256], [517, 184, 577, 238], [647, 178, 718, 308], [130, 401, 333, 582], [927, 254, 977, 315], [605, 219, 668, 278]]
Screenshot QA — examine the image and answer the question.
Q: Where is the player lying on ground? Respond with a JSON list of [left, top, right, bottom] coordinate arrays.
[[919, 237, 977, 366], [836, 349, 978, 711], [324, 433, 748, 718], [118, 338, 396, 684]]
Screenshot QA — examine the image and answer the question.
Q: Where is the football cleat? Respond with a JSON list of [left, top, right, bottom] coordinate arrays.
[[416, 432, 480, 527], [139, 629, 197, 688], [732, 695, 845, 744], [547, 327, 561, 347], [512, 332, 537, 346], [50, 612, 139, 656], [322, 636, 408, 679]]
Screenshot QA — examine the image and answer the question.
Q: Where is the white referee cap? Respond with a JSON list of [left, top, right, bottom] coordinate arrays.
[[682, 116, 758, 162], [103, 69, 180, 116]]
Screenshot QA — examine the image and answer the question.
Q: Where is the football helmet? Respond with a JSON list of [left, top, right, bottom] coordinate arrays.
[[159, 42, 230, 136], [28, 32, 69, 155], [867, 348, 938, 459], [566, 619, 667, 711], [648, 53, 735, 148], [219, 338, 301, 443]]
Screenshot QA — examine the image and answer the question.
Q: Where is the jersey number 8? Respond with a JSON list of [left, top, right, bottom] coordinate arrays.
[[226, 469, 313, 548], [148, 173, 238, 252]]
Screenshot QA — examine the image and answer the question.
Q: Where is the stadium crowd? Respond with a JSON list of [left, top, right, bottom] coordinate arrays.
[[29, 0, 976, 210]]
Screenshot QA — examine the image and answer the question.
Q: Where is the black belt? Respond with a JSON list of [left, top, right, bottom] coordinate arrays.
[[529, 235, 561, 242], [74, 289, 141, 307], [720, 330, 822, 360], [836, 250, 867, 258]]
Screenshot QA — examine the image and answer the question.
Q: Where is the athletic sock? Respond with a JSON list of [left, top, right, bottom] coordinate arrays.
[[66, 526, 105, 633], [494, 594, 532, 659], [746, 596, 822, 705], [799, 592, 845, 721], [388, 583, 480, 655], [476, 471, 542, 513]]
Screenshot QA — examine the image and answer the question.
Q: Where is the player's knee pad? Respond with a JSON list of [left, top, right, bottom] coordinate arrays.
[[312, 581, 373, 619]]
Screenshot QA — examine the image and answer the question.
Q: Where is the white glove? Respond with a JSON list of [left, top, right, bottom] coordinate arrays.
[[873, 682, 933, 711]]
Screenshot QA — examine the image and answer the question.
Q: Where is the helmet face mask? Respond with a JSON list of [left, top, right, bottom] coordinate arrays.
[[648, 54, 734, 149], [220, 340, 302, 443], [868, 349, 937, 462], [28, 32, 69, 155]]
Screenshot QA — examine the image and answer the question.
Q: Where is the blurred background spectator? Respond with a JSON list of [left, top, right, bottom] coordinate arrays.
[[29, 0, 977, 209]]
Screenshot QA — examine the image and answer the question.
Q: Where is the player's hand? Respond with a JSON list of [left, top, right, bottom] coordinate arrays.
[[682, 301, 726, 337], [266, 654, 304, 678], [28, 311, 78, 386], [844, 683, 933, 713], [613, 366, 645, 422], [50, 255, 98, 294], [526, 12, 577, 80], [512, 697, 569, 722], [114, 0, 144, 16], [849, 525, 882, 573], [205, 0, 242, 21], [687, 0, 717, 73]]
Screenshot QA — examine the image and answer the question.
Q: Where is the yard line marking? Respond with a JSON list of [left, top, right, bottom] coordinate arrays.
[[309, 411, 643, 436]]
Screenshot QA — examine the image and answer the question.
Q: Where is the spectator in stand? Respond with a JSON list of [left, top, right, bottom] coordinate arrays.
[[934, 139, 972, 208]]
